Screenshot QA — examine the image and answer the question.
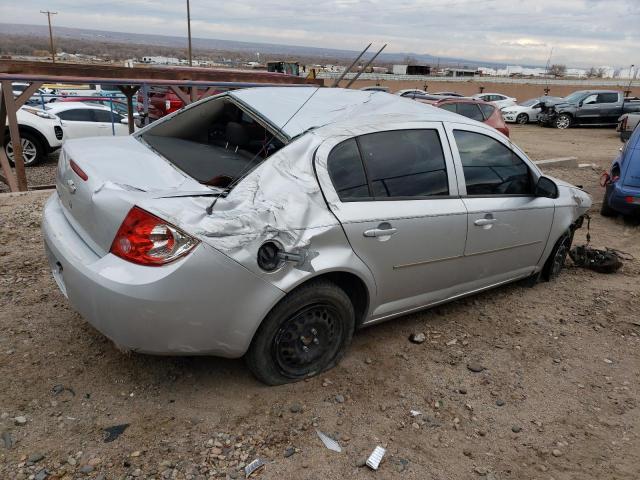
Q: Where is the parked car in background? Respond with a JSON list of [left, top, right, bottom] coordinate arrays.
[[44, 102, 130, 140], [617, 113, 640, 142], [55, 96, 139, 119], [502, 97, 564, 124], [601, 122, 640, 217], [42, 87, 591, 385], [12, 82, 58, 104], [359, 86, 389, 92], [415, 96, 510, 137], [395, 89, 428, 97], [3, 105, 64, 166], [472, 93, 517, 109], [538, 90, 640, 129], [432, 92, 464, 97]]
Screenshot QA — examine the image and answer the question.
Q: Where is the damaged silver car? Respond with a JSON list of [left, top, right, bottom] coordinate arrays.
[[42, 87, 592, 385]]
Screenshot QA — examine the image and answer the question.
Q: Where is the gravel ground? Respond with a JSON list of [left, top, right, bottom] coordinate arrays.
[[1, 125, 639, 480]]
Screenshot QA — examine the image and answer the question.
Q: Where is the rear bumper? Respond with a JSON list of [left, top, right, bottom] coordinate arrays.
[[609, 185, 640, 216], [42, 193, 285, 357]]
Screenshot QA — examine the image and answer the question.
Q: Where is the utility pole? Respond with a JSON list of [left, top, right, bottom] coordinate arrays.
[[40, 10, 57, 63], [186, 0, 193, 66]]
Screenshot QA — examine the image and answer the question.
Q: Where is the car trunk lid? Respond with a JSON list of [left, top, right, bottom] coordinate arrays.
[[56, 136, 212, 255]]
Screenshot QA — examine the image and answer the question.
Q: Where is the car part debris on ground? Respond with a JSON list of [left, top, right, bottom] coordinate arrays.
[[366, 446, 386, 470], [569, 245, 628, 273], [244, 458, 266, 478], [315, 429, 341, 452]]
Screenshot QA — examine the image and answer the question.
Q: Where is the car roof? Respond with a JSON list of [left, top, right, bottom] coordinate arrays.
[[229, 87, 464, 139], [47, 101, 114, 112]]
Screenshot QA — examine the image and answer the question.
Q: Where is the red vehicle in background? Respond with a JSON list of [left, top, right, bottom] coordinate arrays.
[[136, 86, 184, 125], [414, 96, 510, 137]]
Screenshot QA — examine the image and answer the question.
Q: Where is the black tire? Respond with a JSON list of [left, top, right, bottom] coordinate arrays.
[[542, 230, 574, 281], [516, 113, 529, 125], [4, 132, 45, 166], [245, 280, 355, 385], [555, 113, 572, 129], [600, 184, 616, 217]]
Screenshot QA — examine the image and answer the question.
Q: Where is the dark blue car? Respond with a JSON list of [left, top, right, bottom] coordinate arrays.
[[601, 123, 640, 217]]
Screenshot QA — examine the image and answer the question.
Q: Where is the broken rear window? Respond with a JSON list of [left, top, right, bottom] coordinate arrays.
[[139, 97, 284, 188]]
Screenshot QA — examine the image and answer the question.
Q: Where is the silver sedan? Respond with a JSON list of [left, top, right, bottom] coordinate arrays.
[[42, 87, 592, 384]]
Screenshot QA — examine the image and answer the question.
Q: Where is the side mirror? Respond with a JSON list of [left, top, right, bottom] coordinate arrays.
[[535, 176, 559, 199], [578, 101, 583, 107]]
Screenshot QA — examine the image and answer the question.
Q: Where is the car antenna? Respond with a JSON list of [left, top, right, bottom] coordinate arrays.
[[206, 86, 323, 215]]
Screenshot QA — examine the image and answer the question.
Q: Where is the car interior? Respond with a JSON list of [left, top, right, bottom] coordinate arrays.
[[140, 97, 284, 188]]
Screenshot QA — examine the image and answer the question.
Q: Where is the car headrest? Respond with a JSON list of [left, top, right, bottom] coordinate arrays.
[[225, 122, 249, 148]]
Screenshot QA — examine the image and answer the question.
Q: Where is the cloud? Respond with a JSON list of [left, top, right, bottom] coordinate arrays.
[[0, 0, 638, 67]]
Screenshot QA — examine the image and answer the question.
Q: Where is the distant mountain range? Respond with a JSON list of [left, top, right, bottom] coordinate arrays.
[[0, 22, 514, 69]]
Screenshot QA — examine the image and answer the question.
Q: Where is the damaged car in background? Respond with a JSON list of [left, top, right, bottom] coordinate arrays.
[[538, 90, 640, 129], [42, 87, 592, 385]]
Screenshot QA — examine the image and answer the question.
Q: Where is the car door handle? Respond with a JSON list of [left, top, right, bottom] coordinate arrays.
[[474, 218, 497, 226], [363, 227, 398, 238]]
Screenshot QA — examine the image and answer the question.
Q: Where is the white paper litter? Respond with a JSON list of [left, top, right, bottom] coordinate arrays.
[[366, 446, 386, 470], [315, 429, 342, 453]]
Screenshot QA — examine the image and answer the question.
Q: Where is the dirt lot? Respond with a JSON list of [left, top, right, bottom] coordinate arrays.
[[1, 125, 639, 480]]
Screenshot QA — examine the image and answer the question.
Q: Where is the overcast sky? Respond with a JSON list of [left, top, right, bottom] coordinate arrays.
[[2, 0, 639, 67]]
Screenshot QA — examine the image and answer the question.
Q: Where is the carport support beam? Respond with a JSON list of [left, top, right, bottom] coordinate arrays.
[[0, 89, 19, 192], [2, 80, 30, 191], [118, 85, 140, 135]]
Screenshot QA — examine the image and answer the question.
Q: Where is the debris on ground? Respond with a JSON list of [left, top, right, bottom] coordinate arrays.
[[315, 430, 341, 453], [103, 424, 130, 443], [366, 446, 386, 470], [569, 245, 627, 273], [244, 458, 266, 478], [409, 333, 426, 344]]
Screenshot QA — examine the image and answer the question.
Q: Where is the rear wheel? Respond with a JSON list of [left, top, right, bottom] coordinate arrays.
[[4, 132, 45, 166], [555, 114, 572, 129], [600, 184, 616, 217], [542, 231, 573, 280], [245, 280, 355, 385], [516, 113, 529, 124]]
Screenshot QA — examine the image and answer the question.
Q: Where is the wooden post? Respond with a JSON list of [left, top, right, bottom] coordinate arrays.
[[2, 80, 27, 191], [168, 86, 191, 105], [117, 85, 140, 135], [0, 88, 19, 192]]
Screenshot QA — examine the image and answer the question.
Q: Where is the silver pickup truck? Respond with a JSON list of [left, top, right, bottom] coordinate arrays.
[[538, 90, 640, 129]]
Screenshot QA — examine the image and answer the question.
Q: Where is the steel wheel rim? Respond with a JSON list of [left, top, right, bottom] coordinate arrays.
[[6, 139, 38, 164], [552, 238, 570, 277], [516, 114, 528, 124], [273, 303, 343, 378]]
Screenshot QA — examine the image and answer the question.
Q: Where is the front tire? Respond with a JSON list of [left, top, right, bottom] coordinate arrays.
[[542, 231, 574, 280], [4, 132, 45, 166], [245, 280, 355, 385], [555, 113, 572, 129], [516, 113, 529, 124]]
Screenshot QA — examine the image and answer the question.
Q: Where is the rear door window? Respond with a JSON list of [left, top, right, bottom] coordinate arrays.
[[357, 129, 449, 198], [327, 138, 370, 201], [92, 109, 121, 123], [478, 103, 495, 119], [456, 103, 485, 121], [453, 130, 533, 196], [56, 109, 95, 122], [597, 93, 619, 103]]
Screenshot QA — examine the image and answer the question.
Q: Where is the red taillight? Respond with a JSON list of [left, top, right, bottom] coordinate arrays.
[[625, 196, 640, 205], [69, 159, 88, 181], [110, 206, 199, 266]]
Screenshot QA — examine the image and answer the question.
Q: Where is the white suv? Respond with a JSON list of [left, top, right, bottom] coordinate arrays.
[[4, 106, 65, 166]]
